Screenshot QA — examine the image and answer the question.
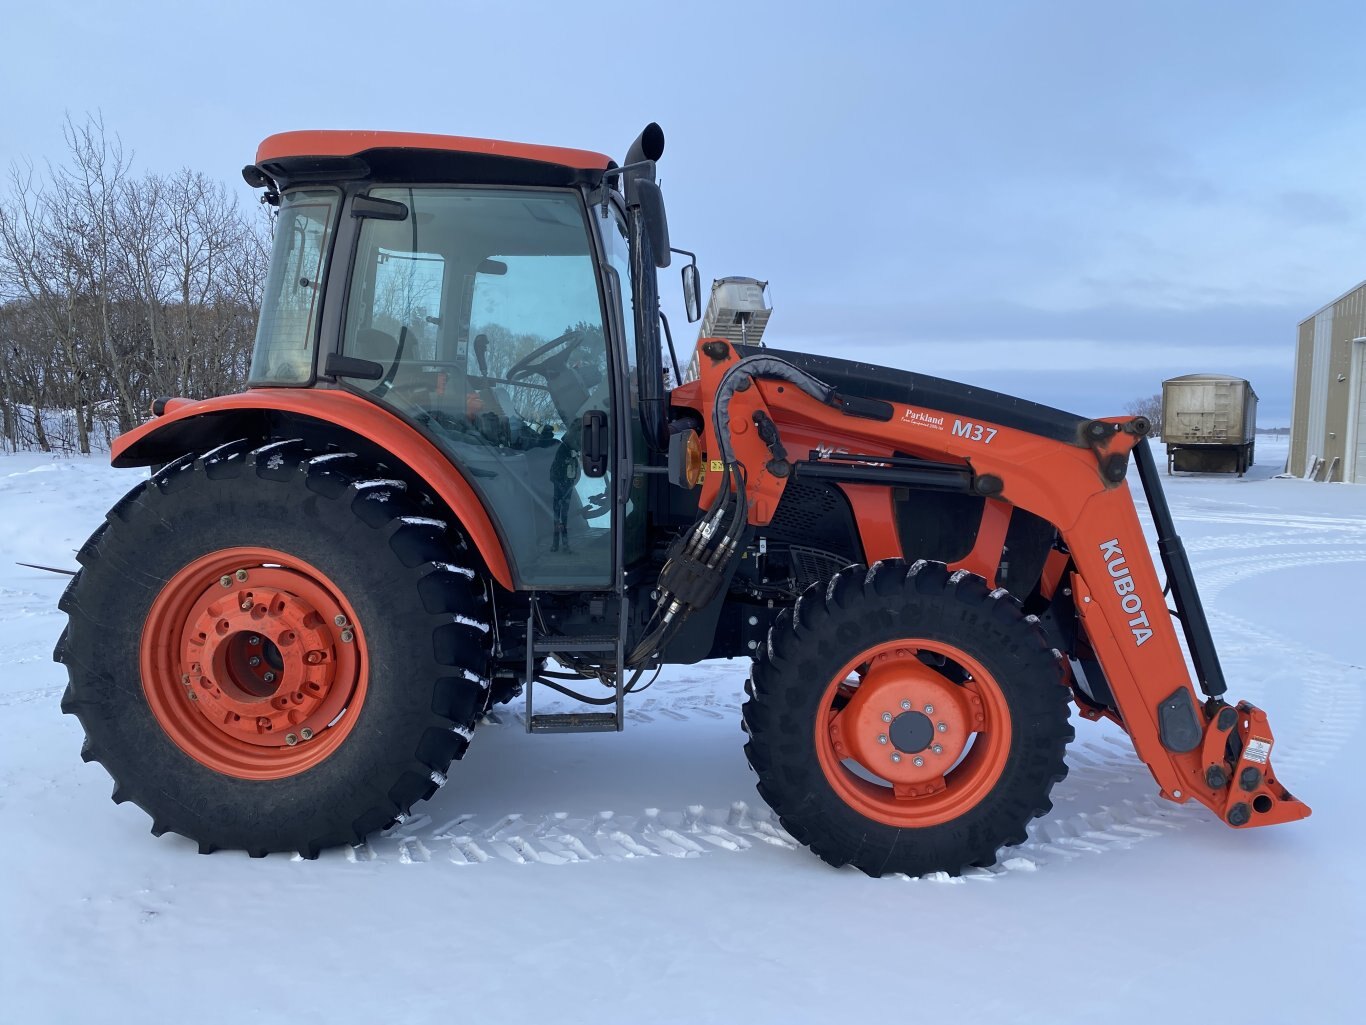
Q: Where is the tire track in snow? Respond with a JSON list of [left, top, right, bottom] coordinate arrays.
[[341, 731, 1199, 880], [0, 685, 63, 708], [336, 710, 1179, 877], [1185, 534, 1366, 555], [1195, 544, 1366, 780], [341, 799, 793, 867], [1161, 509, 1366, 535]]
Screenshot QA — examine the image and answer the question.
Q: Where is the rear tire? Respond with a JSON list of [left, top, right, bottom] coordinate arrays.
[[743, 560, 1073, 877], [56, 440, 491, 857]]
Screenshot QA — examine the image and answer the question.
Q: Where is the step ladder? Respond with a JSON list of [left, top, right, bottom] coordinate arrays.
[[524, 596, 627, 733], [1212, 387, 1232, 441]]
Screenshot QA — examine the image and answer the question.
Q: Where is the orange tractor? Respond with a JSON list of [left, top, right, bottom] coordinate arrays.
[[56, 124, 1308, 875]]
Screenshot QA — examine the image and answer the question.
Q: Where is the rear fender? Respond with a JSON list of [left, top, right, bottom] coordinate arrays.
[[113, 390, 515, 591]]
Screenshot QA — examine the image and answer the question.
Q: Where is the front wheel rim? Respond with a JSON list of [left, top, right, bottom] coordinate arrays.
[[814, 639, 1013, 827], [141, 547, 368, 780]]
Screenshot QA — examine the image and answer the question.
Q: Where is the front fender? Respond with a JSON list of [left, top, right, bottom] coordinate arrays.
[[114, 390, 515, 590]]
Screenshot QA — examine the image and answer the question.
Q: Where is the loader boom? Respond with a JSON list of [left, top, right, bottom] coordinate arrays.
[[677, 343, 1309, 829]]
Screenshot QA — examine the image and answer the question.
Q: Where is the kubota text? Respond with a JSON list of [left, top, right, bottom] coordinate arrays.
[[1099, 538, 1153, 646]]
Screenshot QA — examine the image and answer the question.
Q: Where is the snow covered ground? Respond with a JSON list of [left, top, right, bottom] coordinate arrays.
[[0, 436, 1360, 1024]]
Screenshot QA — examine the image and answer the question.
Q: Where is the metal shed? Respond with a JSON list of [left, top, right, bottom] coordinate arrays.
[[1290, 279, 1366, 483]]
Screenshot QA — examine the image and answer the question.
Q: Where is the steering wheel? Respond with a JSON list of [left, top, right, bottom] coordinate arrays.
[[506, 328, 590, 383]]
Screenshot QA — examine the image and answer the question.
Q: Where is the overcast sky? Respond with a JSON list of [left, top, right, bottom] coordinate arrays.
[[5, 0, 1365, 424]]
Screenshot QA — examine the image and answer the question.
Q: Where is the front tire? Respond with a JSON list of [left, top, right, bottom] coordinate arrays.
[[56, 440, 491, 857], [743, 560, 1073, 877]]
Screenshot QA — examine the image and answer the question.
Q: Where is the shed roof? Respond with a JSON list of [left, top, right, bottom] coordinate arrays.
[[1298, 277, 1366, 326]]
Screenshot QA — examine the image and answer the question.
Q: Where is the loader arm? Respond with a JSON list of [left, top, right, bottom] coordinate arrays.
[[685, 343, 1309, 830]]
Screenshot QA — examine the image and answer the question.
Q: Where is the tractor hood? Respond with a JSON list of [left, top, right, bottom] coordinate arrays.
[[734, 344, 1089, 447]]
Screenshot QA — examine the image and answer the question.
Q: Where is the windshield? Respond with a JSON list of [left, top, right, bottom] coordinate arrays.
[[248, 189, 339, 385]]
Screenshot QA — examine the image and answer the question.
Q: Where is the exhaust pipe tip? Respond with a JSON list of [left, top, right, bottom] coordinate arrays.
[[625, 123, 665, 168]]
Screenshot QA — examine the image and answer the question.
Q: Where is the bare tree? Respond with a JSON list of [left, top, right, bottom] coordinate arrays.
[[0, 160, 93, 452], [0, 114, 270, 452], [1126, 393, 1164, 439]]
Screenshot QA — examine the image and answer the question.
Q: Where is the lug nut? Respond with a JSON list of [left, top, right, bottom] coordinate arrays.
[[891, 753, 902, 763], [334, 614, 347, 627], [248, 635, 260, 646], [900, 699, 911, 711], [300, 727, 314, 741], [219, 575, 232, 588], [924, 704, 935, 714], [932, 744, 943, 755], [188, 690, 198, 701], [913, 756, 925, 767], [235, 569, 248, 582], [240, 599, 253, 611], [877, 734, 888, 745], [937, 721, 948, 733], [881, 712, 892, 723], [248, 656, 261, 668], [262, 672, 276, 683], [340, 629, 354, 643], [285, 733, 299, 746]]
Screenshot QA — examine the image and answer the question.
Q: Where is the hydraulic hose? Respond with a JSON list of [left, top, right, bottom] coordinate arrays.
[[630, 356, 832, 668], [710, 356, 833, 466]]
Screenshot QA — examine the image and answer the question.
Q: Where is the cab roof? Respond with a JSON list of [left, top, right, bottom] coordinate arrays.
[[253, 130, 614, 189]]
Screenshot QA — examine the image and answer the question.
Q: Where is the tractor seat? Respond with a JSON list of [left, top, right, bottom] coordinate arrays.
[[351, 326, 401, 368]]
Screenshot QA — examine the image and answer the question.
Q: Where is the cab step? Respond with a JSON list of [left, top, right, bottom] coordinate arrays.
[[527, 712, 620, 734], [532, 635, 618, 654], [525, 597, 628, 734]]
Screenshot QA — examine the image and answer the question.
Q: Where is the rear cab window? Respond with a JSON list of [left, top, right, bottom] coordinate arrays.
[[249, 189, 339, 385]]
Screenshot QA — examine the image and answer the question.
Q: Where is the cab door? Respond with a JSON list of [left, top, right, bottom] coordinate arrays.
[[339, 186, 617, 589]]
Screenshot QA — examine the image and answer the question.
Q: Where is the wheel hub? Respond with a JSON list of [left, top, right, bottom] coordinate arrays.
[[828, 650, 980, 788], [141, 548, 366, 779], [182, 569, 352, 746], [888, 710, 934, 754]]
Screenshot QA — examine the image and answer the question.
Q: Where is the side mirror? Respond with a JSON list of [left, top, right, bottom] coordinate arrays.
[[682, 263, 702, 323], [351, 194, 408, 221], [626, 178, 671, 269]]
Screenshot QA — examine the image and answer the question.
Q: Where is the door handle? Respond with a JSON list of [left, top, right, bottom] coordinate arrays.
[[581, 410, 608, 478]]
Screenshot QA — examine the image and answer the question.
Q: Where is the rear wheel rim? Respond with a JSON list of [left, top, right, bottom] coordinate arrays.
[[141, 547, 367, 780], [814, 639, 1012, 827]]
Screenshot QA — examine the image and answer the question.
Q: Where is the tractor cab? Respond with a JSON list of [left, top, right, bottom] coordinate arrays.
[[244, 126, 692, 593]]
